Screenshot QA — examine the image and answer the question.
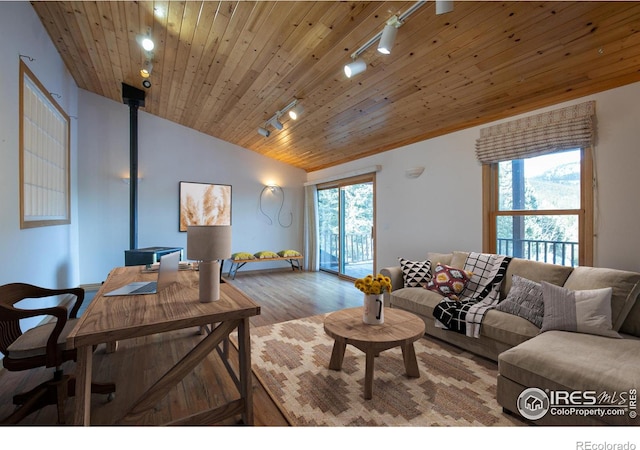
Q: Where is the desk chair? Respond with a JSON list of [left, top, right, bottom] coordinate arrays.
[[0, 283, 115, 424]]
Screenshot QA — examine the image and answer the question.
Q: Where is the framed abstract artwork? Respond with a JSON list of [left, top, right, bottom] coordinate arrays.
[[179, 181, 232, 231]]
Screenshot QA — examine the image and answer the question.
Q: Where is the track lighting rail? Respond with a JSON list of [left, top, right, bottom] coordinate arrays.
[[349, 1, 426, 60]]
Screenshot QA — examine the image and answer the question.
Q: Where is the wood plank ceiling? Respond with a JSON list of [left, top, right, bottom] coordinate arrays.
[[31, 1, 640, 172]]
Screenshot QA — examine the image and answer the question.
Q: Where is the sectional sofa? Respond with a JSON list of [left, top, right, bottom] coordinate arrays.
[[381, 251, 640, 425]]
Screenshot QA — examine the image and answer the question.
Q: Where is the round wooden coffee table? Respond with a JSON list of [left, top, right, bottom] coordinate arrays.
[[323, 307, 425, 399]]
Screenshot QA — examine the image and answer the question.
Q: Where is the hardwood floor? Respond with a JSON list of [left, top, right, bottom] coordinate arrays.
[[0, 269, 362, 426]]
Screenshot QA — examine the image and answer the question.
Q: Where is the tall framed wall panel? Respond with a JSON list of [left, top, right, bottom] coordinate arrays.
[[19, 60, 70, 229]]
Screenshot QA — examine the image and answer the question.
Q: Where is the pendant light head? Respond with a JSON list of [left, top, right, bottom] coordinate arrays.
[[436, 0, 454, 15], [136, 27, 155, 52], [378, 16, 401, 55], [288, 103, 304, 120], [344, 58, 367, 78]]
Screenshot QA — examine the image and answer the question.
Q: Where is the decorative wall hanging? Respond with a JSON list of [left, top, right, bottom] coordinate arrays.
[[179, 181, 231, 232], [19, 60, 70, 228]]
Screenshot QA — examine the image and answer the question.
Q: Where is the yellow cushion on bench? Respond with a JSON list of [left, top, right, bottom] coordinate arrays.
[[232, 252, 255, 260], [254, 251, 279, 259], [278, 250, 301, 257]]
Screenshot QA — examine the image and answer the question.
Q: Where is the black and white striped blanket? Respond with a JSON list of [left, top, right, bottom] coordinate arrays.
[[432, 252, 512, 338]]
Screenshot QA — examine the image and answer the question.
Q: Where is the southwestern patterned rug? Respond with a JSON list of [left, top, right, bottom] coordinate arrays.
[[247, 314, 524, 426]]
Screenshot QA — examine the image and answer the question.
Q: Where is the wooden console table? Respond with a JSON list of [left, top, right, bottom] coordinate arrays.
[[66, 266, 260, 425]]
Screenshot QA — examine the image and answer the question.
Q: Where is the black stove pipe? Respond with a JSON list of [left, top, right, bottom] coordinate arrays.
[[122, 83, 145, 250]]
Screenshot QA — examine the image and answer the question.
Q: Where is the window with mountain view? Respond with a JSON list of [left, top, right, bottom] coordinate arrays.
[[484, 148, 593, 267]]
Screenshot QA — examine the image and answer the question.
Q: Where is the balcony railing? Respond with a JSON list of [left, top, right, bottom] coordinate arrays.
[[497, 238, 579, 267], [319, 232, 373, 265]]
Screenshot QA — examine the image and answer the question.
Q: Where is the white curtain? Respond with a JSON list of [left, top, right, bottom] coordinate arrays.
[[475, 101, 595, 164], [303, 184, 319, 271]]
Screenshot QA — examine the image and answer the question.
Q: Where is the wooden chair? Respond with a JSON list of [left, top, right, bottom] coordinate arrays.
[[0, 283, 115, 424]]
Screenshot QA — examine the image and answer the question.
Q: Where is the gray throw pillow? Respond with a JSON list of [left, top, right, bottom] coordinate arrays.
[[495, 275, 544, 328], [398, 258, 432, 288], [540, 281, 621, 338]]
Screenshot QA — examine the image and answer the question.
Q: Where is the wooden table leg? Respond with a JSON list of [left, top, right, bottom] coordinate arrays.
[[329, 340, 347, 370], [118, 320, 239, 425], [364, 350, 375, 400], [401, 342, 420, 378], [238, 317, 254, 425], [73, 345, 93, 426]]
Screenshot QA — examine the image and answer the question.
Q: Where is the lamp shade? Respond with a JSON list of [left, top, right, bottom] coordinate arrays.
[[187, 225, 232, 261]]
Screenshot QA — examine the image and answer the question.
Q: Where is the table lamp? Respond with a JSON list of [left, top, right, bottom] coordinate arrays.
[[187, 225, 232, 302]]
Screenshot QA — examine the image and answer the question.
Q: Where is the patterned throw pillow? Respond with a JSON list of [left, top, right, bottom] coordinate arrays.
[[540, 282, 621, 338], [254, 250, 279, 259], [278, 249, 301, 257], [495, 275, 545, 328], [398, 258, 432, 288], [425, 263, 474, 300]]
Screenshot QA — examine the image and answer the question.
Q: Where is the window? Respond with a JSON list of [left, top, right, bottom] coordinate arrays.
[[483, 148, 593, 266], [19, 60, 70, 228]]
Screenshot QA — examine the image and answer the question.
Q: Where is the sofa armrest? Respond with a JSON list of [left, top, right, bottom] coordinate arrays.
[[380, 266, 403, 308], [380, 266, 403, 291]]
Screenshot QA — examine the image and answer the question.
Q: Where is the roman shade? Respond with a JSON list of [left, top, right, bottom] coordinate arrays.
[[475, 101, 595, 164]]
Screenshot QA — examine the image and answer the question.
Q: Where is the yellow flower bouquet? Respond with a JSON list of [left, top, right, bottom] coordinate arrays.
[[354, 273, 392, 295]]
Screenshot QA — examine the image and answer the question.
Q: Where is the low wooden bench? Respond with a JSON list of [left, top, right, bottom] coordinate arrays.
[[227, 255, 303, 279]]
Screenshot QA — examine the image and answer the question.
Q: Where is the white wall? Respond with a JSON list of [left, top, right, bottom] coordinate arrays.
[[308, 82, 640, 273], [0, 2, 80, 289], [77, 90, 307, 284]]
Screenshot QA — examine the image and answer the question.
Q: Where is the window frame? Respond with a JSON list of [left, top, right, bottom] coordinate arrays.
[[482, 147, 593, 267], [317, 173, 376, 278]]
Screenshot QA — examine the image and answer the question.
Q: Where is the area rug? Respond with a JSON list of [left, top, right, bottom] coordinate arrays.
[[247, 314, 524, 426]]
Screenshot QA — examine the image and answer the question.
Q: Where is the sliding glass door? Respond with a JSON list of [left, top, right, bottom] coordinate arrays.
[[318, 175, 374, 279]]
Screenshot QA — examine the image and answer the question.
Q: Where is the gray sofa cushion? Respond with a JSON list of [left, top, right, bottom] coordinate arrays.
[[390, 287, 442, 318], [450, 251, 469, 268], [500, 258, 573, 299], [390, 286, 540, 348], [426, 252, 453, 267], [499, 331, 640, 398], [563, 266, 640, 332]]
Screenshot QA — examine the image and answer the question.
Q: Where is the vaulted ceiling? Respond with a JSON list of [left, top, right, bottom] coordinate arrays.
[[31, 1, 640, 172]]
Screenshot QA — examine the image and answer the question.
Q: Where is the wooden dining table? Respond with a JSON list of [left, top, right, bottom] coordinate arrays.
[[66, 265, 261, 426]]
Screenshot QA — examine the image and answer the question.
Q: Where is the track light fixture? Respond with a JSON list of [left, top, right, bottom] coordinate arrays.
[[436, 0, 454, 15], [343, 1, 450, 78], [257, 99, 303, 137], [271, 118, 284, 130], [344, 58, 367, 78], [288, 104, 304, 120], [136, 27, 155, 52], [377, 16, 402, 55]]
